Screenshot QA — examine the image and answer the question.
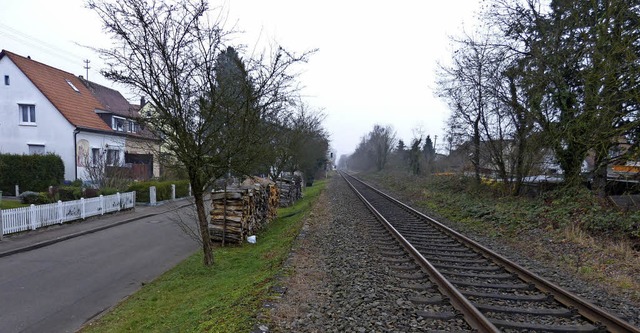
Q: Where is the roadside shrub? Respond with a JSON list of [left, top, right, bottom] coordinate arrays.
[[0, 153, 64, 194], [70, 179, 83, 187], [83, 188, 100, 198], [127, 180, 190, 203], [19, 191, 51, 205], [100, 187, 119, 196], [58, 186, 82, 201]]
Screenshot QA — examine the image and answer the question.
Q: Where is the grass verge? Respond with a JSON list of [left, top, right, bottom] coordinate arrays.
[[0, 199, 27, 209], [80, 180, 327, 333]]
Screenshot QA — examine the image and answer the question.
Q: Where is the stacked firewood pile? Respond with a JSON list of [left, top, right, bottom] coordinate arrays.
[[277, 173, 303, 207], [209, 177, 279, 244]]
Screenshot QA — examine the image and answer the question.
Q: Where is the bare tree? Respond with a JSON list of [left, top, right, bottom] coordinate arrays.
[[437, 34, 496, 184], [83, 148, 130, 190], [369, 124, 396, 171], [88, 0, 313, 265]]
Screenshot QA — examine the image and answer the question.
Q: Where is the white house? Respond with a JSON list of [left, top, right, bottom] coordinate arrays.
[[0, 50, 159, 183]]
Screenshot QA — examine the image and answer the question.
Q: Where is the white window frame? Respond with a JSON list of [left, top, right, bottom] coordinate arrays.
[[19, 104, 36, 125], [112, 116, 126, 132], [127, 120, 138, 133], [28, 144, 45, 155]]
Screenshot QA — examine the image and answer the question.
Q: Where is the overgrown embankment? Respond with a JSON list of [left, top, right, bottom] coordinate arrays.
[[362, 170, 640, 300]]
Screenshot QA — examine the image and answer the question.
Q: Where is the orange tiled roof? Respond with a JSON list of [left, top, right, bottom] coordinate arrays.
[[1, 50, 112, 132]]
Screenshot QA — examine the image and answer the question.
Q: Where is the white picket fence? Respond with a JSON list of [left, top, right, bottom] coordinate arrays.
[[0, 192, 136, 236]]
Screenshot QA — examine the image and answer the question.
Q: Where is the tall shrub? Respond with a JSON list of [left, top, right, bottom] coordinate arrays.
[[0, 153, 64, 194]]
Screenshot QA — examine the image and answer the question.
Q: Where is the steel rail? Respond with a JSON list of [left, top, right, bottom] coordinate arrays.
[[340, 172, 500, 333], [345, 172, 640, 333]]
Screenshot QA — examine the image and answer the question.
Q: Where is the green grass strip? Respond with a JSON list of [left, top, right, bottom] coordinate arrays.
[[81, 180, 327, 333], [0, 199, 28, 209]]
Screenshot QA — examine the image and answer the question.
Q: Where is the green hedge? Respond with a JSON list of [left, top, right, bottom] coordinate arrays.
[[127, 180, 190, 203], [0, 154, 64, 195]]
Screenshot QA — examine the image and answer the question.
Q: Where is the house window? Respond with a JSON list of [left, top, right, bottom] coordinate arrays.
[[28, 144, 45, 155], [106, 149, 120, 166], [4, 75, 9, 85], [65, 79, 80, 93], [91, 148, 101, 164], [112, 116, 125, 132], [128, 120, 138, 133], [19, 104, 36, 124]]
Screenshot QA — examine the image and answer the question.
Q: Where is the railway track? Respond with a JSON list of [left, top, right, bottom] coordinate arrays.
[[341, 172, 640, 333]]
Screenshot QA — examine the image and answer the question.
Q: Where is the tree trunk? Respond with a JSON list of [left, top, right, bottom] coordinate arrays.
[[592, 149, 609, 198], [473, 117, 482, 184], [194, 191, 214, 266]]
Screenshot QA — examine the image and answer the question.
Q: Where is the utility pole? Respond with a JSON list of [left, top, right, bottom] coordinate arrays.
[[83, 59, 91, 81]]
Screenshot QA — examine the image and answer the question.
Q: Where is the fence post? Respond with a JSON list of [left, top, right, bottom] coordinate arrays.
[[171, 184, 176, 200], [188, 184, 192, 197], [116, 192, 121, 211], [133, 191, 136, 211], [30, 204, 37, 230], [58, 200, 64, 224], [81, 198, 86, 219], [100, 195, 105, 215], [0, 209, 4, 241], [150, 186, 157, 206], [15, 185, 20, 197]]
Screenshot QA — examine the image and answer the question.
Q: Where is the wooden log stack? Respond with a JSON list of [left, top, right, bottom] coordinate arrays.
[[209, 177, 279, 244], [277, 174, 303, 207]]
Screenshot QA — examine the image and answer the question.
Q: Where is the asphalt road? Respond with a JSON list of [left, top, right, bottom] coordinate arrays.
[[0, 206, 200, 333]]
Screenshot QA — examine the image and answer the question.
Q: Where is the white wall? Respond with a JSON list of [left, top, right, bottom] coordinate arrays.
[[0, 56, 77, 181], [76, 131, 125, 181]]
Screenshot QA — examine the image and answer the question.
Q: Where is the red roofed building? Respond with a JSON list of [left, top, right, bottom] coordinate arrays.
[[0, 50, 159, 184]]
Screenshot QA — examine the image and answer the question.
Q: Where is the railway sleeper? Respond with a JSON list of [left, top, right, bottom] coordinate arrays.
[[408, 295, 447, 305], [415, 310, 459, 320], [416, 250, 481, 258], [490, 318, 603, 333], [380, 256, 413, 264], [379, 250, 407, 257], [474, 302, 576, 317], [413, 241, 461, 247], [415, 246, 474, 253], [439, 270, 514, 280], [390, 271, 427, 280], [400, 282, 434, 291], [423, 256, 488, 264], [389, 264, 421, 271], [450, 279, 535, 290], [462, 289, 553, 302], [375, 245, 403, 251], [432, 262, 502, 271]]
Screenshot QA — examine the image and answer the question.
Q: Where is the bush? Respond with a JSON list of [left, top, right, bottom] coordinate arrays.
[[0, 153, 64, 194], [58, 186, 82, 201], [19, 191, 51, 205], [127, 180, 190, 203], [83, 188, 100, 198], [100, 187, 119, 196]]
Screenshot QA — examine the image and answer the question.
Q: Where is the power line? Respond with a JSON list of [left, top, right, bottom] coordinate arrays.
[[0, 22, 86, 69]]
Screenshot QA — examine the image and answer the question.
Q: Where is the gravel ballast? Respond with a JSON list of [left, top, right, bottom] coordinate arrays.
[[265, 175, 640, 331]]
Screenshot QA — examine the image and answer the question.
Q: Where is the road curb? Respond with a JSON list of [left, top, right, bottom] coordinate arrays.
[[0, 202, 193, 258]]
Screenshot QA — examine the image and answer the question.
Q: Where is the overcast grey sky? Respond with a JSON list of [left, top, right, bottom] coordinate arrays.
[[0, 0, 482, 157]]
